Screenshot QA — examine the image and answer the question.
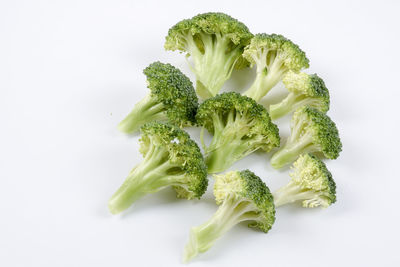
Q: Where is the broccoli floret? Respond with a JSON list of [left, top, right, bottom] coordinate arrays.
[[183, 170, 275, 262], [274, 153, 336, 208], [242, 33, 309, 102], [269, 71, 330, 120], [270, 106, 342, 169], [108, 122, 208, 214], [196, 92, 280, 173], [118, 62, 198, 134], [165, 12, 253, 99]]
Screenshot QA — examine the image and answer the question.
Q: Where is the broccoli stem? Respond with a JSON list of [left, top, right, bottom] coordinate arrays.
[[108, 145, 181, 214], [205, 139, 250, 173], [183, 194, 258, 262], [269, 93, 298, 120], [270, 134, 314, 169], [243, 72, 276, 101], [273, 182, 320, 207], [205, 112, 255, 173], [244, 57, 286, 101], [190, 33, 241, 98], [118, 94, 167, 134], [270, 94, 327, 120]]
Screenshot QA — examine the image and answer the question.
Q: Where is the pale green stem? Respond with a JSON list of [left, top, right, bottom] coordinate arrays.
[[108, 145, 176, 214], [244, 57, 287, 102], [270, 134, 315, 169], [118, 94, 167, 134], [183, 195, 258, 262], [269, 93, 298, 120], [194, 33, 242, 98], [273, 183, 319, 207]]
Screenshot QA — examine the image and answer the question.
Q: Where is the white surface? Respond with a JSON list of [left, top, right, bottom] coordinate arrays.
[[1, 1, 399, 266]]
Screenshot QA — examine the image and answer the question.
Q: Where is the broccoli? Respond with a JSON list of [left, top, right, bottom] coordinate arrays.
[[196, 92, 280, 173], [183, 170, 275, 262], [242, 33, 309, 102], [108, 122, 208, 214], [118, 62, 198, 134], [274, 153, 336, 208], [270, 106, 342, 169], [269, 71, 330, 120], [165, 12, 253, 99]]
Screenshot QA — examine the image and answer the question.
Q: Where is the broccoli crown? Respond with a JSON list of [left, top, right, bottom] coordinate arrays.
[[165, 12, 253, 52], [283, 71, 330, 112], [140, 122, 208, 198], [214, 170, 275, 232], [144, 62, 198, 126], [293, 106, 342, 159], [196, 92, 280, 151], [290, 154, 336, 206], [243, 33, 309, 72]]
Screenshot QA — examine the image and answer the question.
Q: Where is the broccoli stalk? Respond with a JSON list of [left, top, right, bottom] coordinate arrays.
[[196, 92, 280, 174], [242, 33, 309, 102], [270, 131, 315, 170], [118, 94, 167, 134], [183, 193, 260, 262], [203, 111, 269, 173], [269, 71, 330, 120], [189, 32, 244, 98], [183, 170, 275, 262], [118, 62, 198, 134], [274, 181, 321, 207], [165, 12, 253, 99], [274, 182, 325, 207], [273, 153, 336, 208], [269, 93, 322, 120], [108, 122, 208, 214], [244, 53, 287, 101], [109, 144, 186, 214], [270, 106, 342, 169]]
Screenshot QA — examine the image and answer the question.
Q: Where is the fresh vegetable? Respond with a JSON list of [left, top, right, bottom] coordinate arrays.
[[165, 12, 253, 98], [270, 106, 342, 169], [196, 92, 280, 173], [109, 122, 208, 214], [118, 62, 198, 134], [269, 71, 330, 120], [183, 170, 275, 262], [274, 153, 336, 208], [243, 33, 309, 102]]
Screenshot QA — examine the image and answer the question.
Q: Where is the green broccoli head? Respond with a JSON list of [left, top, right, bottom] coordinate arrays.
[[243, 33, 309, 102], [109, 122, 208, 214], [118, 62, 198, 134], [165, 12, 253, 98], [269, 71, 330, 119], [139, 122, 208, 199], [165, 12, 252, 49], [183, 170, 275, 262], [213, 170, 276, 232], [196, 92, 280, 173], [243, 34, 309, 71], [271, 106, 342, 169], [283, 71, 330, 102], [274, 153, 336, 208]]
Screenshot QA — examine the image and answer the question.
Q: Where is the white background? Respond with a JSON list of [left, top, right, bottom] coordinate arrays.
[[1, 0, 399, 266]]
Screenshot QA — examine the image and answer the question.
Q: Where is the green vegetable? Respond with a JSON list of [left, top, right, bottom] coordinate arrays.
[[270, 106, 342, 169], [196, 92, 280, 173], [274, 153, 336, 208], [118, 62, 198, 134], [165, 12, 253, 99], [108, 122, 208, 214], [243, 33, 309, 102], [269, 71, 330, 120], [183, 170, 275, 262]]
